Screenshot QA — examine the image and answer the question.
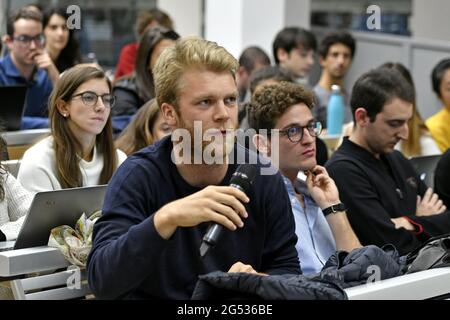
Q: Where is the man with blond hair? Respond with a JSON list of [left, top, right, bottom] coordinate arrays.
[[88, 37, 300, 299]]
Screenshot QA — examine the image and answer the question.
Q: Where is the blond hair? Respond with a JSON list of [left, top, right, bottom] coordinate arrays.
[[153, 36, 239, 108]]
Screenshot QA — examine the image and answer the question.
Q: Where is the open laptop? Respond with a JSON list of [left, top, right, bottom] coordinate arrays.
[[0, 86, 27, 131], [0, 185, 107, 251], [409, 154, 442, 188]]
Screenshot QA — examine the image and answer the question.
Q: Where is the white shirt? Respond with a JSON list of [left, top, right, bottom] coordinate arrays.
[[0, 173, 34, 240], [18, 136, 127, 193]]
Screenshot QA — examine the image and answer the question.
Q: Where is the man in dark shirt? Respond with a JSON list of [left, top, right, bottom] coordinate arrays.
[[326, 68, 450, 255], [87, 37, 300, 299]]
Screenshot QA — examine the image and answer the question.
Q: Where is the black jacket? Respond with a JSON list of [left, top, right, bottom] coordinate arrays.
[[326, 138, 450, 255], [435, 149, 450, 208], [112, 76, 146, 116]]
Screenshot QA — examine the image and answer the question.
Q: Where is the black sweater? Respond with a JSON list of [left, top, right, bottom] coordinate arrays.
[[326, 138, 450, 255], [435, 149, 450, 208], [87, 136, 300, 299]]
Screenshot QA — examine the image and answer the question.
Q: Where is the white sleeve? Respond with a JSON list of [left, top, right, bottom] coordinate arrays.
[[0, 174, 34, 240], [17, 147, 60, 192]]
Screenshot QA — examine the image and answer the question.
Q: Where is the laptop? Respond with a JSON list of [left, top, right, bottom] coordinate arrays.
[[0, 86, 28, 131], [0, 185, 107, 251], [409, 154, 442, 188]]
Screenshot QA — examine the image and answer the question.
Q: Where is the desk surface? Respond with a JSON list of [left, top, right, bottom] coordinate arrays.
[[345, 267, 450, 300], [0, 246, 69, 277], [1, 128, 50, 146]]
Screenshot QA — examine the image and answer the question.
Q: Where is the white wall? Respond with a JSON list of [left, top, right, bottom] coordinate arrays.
[[157, 0, 202, 37], [411, 0, 450, 42], [205, 0, 311, 61]]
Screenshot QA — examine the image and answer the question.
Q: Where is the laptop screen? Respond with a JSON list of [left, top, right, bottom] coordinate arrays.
[[0, 86, 28, 131]]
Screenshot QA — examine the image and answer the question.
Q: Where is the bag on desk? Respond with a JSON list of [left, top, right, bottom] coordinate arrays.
[[405, 233, 450, 274], [48, 210, 102, 268]]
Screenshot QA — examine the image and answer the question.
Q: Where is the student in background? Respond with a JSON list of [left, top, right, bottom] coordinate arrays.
[[313, 32, 356, 128], [115, 99, 171, 155], [114, 8, 174, 79], [112, 27, 180, 117], [236, 46, 270, 104], [43, 7, 82, 73], [18, 65, 127, 192], [0, 7, 57, 118], [380, 62, 441, 157], [426, 58, 450, 152], [272, 27, 317, 86], [0, 139, 33, 242], [327, 68, 449, 255]]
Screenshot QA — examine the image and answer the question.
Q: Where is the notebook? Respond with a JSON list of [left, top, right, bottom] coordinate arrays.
[[0, 86, 27, 131]]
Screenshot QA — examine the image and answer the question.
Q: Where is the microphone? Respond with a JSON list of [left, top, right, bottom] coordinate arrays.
[[199, 164, 257, 258]]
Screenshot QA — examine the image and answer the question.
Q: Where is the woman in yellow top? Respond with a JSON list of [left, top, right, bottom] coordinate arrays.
[[426, 58, 450, 152]]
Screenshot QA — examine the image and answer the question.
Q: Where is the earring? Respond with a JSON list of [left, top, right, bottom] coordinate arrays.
[[62, 113, 67, 117]]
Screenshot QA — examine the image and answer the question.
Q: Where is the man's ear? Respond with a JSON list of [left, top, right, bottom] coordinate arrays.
[[354, 107, 370, 127], [161, 102, 178, 127], [252, 134, 271, 157], [319, 55, 326, 67], [3, 35, 13, 51], [276, 48, 288, 64]]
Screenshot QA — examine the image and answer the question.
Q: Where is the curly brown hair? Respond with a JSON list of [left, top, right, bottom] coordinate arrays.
[[247, 81, 315, 132]]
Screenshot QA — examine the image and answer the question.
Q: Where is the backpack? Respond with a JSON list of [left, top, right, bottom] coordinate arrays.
[[405, 233, 450, 274]]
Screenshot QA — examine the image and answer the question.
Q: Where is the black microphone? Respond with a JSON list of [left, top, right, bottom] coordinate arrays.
[[199, 164, 257, 258]]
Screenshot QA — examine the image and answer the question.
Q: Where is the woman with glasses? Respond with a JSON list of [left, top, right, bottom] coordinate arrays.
[[43, 7, 82, 73], [112, 26, 180, 118], [18, 65, 127, 192]]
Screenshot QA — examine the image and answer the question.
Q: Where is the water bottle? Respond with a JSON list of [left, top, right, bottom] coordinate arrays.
[[326, 84, 344, 135]]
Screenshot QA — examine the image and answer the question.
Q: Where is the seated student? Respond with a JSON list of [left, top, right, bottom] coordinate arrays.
[[114, 8, 174, 79], [380, 62, 440, 157], [18, 65, 127, 192], [248, 81, 361, 274], [0, 7, 58, 118], [112, 27, 180, 117], [426, 58, 450, 152], [43, 7, 82, 73], [247, 66, 329, 166], [326, 68, 450, 255], [0, 142, 33, 241], [435, 148, 450, 208], [115, 99, 171, 155], [87, 37, 300, 299]]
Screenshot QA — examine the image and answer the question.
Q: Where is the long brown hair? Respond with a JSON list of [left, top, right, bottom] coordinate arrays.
[[115, 99, 161, 155], [134, 26, 179, 102], [49, 65, 117, 188]]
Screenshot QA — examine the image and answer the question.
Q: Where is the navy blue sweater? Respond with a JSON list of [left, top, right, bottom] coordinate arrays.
[[87, 137, 300, 299]]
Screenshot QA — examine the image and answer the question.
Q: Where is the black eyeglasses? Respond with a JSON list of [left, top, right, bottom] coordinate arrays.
[[279, 121, 322, 143], [71, 91, 116, 108], [13, 34, 45, 47]]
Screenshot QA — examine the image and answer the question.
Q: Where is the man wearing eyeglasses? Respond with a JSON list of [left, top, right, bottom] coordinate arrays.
[[0, 7, 59, 118], [248, 81, 361, 274]]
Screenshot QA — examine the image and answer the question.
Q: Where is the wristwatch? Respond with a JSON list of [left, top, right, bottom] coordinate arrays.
[[322, 203, 346, 216]]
